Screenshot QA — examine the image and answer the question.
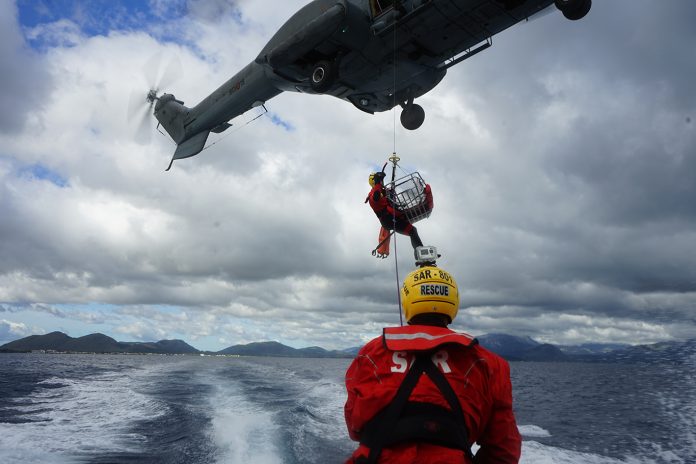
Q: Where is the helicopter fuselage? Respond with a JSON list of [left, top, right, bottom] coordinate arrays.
[[154, 0, 591, 165]]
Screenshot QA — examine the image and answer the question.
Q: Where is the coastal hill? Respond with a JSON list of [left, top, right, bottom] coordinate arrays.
[[1, 331, 694, 363], [0, 331, 198, 355], [218, 341, 354, 358]]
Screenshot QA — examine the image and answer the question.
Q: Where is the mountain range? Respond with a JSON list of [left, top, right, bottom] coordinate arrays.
[[1, 331, 694, 364], [0, 331, 199, 355]]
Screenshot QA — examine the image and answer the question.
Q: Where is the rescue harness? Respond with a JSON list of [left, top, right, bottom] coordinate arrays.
[[356, 350, 475, 464]]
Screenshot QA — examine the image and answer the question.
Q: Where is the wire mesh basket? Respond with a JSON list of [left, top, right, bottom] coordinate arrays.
[[387, 172, 433, 224]]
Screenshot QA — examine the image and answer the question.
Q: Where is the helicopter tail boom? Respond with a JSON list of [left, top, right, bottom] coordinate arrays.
[[153, 93, 188, 144], [166, 130, 210, 171]]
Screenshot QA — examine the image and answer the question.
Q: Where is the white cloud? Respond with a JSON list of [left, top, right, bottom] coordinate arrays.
[[1, 0, 696, 350], [24, 18, 84, 47], [0, 1, 53, 133], [0, 319, 32, 344]]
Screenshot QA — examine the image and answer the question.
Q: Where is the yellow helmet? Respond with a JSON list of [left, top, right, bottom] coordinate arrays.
[[401, 265, 459, 323], [368, 171, 385, 187]]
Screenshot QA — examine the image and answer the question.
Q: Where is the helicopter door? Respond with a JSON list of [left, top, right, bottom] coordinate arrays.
[[370, 0, 396, 18]]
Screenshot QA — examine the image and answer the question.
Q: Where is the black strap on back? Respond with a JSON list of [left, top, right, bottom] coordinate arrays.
[[359, 352, 474, 464]]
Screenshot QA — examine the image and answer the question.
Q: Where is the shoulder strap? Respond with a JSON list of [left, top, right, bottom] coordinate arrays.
[[422, 358, 474, 461], [363, 354, 429, 463], [362, 353, 473, 463]]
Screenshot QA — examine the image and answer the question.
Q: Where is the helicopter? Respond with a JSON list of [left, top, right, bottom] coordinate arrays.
[[138, 0, 591, 168]]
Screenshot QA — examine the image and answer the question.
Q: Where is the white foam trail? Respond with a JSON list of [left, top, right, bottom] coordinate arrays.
[[286, 378, 354, 460], [209, 377, 283, 464], [471, 426, 642, 464], [207, 358, 354, 461], [519, 424, 552, 438], [298, 379, 348, 441], [649, 353, 696, 464], [0, 368, 166, 463], [520, 441, 642, 464], [266, 358, 354, 458]]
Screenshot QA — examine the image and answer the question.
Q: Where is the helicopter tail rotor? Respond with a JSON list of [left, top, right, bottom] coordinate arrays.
[[127, 53, 182, 144]]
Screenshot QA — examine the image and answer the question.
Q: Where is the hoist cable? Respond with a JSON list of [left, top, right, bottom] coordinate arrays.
[[390, 15, 403, 326]]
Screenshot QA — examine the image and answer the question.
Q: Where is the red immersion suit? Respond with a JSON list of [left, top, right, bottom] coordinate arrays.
[[344, 325, 521, 463], [366, 181, 413, 234]]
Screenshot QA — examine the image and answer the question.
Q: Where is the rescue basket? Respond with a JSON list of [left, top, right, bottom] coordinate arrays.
[[387, 172, 433, 224]]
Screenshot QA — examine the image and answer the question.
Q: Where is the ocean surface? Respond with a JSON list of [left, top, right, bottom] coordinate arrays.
[[0, 353, 694, 464]]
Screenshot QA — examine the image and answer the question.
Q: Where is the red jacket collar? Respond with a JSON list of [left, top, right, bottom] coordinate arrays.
[[382, 325, 476, 352]]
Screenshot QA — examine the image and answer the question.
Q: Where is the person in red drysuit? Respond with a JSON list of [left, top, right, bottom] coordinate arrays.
[[366, 171, 423, 252], [344, 265, 521, 463]]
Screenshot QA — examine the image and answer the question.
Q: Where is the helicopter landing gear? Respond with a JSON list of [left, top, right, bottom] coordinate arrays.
[[554, 0, 591, 20], [310, 60, 335, 93], [400, 99, 425, 130]]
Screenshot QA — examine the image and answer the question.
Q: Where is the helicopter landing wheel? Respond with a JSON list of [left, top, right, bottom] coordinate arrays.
[[400, 103, 425, 130], [554, 0, 591, 20]]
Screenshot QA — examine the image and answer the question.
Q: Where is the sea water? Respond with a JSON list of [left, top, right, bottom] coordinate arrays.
[[0, 353, 693, 463]]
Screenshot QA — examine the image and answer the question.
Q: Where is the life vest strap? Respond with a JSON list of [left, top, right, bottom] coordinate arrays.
[[358, 353, 473, 463]]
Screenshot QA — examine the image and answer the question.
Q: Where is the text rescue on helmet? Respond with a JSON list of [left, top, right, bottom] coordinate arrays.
[[420, 284, 450, 296]]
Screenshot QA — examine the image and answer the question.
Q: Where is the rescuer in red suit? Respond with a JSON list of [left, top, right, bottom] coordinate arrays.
[[366, 171, 423, 251], [344, 265, 521, 463]]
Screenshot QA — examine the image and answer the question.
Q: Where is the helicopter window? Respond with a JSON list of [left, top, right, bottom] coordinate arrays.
[[370, 0, 395, 17]]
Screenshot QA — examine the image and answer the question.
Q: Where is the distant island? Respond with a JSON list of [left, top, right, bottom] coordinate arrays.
[[0, 331, 355, 358], [1, 331, 694, 364], [0, 331, 201, 355]]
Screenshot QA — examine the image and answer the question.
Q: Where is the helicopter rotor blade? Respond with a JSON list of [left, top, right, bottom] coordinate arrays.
[[133, 105, 153, 144], [158, 55, 183, 91], [143, 52, 163, 90], [128, 88, 154, 144], [128, 52, 182, 144], [143, 52, 182, 92], [127, 88, 149, 119]]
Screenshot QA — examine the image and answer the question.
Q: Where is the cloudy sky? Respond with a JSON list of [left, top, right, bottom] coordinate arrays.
[[1, 0, 694, 351]]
